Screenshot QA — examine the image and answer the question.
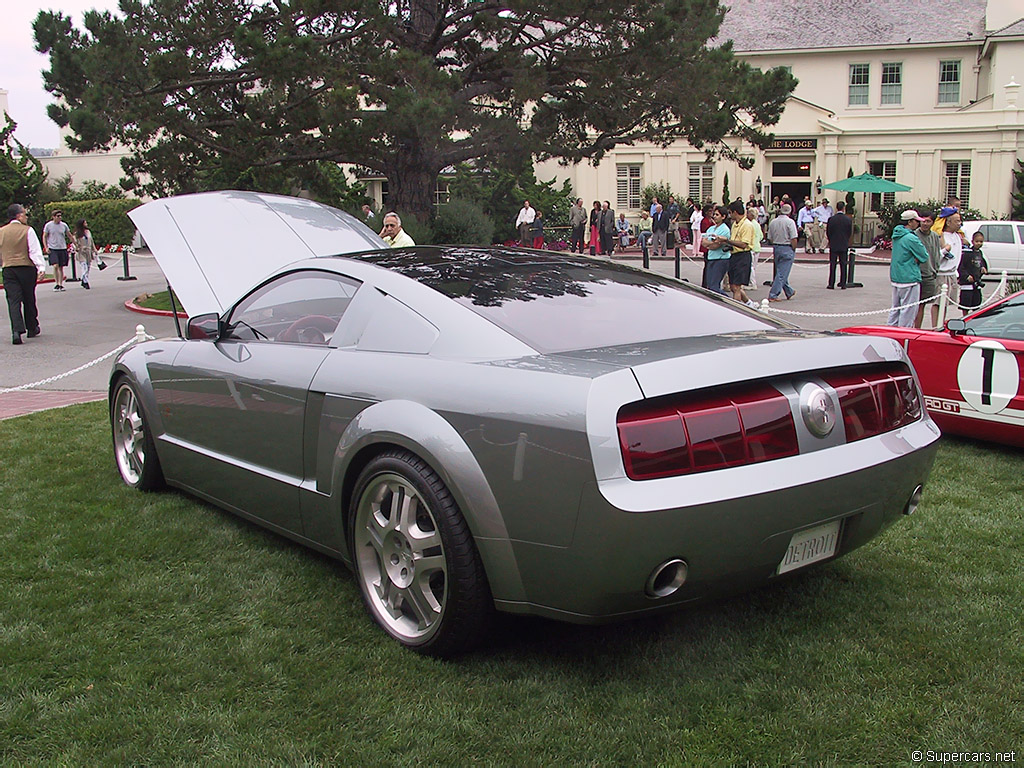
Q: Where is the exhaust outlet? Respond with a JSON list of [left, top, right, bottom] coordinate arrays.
[[904, 484, 924, 516], [645, 558, 688, 598]]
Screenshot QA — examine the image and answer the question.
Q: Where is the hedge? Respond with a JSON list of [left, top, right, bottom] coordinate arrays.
[[43, 198, 141, 247]]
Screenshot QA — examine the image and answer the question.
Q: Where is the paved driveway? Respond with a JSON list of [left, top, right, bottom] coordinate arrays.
[[1, 247, 916, 418]]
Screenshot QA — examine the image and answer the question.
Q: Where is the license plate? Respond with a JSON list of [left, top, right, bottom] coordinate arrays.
[[777, 520, 841, 574]]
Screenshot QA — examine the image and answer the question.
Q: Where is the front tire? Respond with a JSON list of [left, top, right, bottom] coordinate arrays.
[[111, 378, 164, 491], [350, 450, 491, 656]]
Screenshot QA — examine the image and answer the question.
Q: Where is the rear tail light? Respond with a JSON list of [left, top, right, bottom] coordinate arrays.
[[821, 364, 921, 442], [617, 364, 921, 481], [617, 383, 798, 480]]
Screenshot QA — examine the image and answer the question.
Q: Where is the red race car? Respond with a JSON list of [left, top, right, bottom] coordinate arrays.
[[841, 291, 1024, 447]]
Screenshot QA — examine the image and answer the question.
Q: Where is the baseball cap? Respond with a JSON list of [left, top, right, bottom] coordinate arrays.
[[900, 210, 925, 222]]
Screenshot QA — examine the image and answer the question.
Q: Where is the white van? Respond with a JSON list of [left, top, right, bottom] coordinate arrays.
[[960, 221, 1024, 272]]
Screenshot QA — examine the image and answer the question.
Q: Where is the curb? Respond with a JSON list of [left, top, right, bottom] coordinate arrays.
[[125, 296, 188, 318]]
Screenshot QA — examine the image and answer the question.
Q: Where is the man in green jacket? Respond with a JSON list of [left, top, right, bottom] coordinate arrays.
[[887, 210, 929, 327]]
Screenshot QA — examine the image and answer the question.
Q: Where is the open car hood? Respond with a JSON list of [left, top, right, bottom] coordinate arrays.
[[129, 191, 386, 316]]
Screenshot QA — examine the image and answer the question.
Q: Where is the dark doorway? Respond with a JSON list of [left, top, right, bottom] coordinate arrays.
[[769, 182, 812, 206]]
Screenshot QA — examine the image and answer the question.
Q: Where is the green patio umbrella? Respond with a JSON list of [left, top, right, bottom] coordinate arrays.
[[820, 172, 912, 193], [817, 173, 912, 289]]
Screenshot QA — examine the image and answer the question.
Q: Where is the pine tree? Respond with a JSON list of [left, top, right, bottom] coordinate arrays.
[[35, 0, 795, 223]]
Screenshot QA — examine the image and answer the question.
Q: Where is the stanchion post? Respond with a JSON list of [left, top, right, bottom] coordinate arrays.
[[674, 248, 681, 279], [937, 282, 949, 328], [117, 246, 138, 281], [642, 240, 650, 270]]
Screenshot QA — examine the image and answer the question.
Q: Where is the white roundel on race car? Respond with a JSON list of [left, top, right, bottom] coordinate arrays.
[[956, 340, 1020, 414]]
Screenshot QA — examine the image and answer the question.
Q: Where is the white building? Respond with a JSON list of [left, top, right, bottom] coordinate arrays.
[[14, 0, 1024, 239], [537, 0, 1024, 240]]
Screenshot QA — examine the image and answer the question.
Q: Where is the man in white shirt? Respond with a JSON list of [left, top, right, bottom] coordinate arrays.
[[379, 212, 416, 248], [797, 200, 824, 253], [514, 200, 535, 246], [689, 204, 704, 258], [1, 204, 47, 344]]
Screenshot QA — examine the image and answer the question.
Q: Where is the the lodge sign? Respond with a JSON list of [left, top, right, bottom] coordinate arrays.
[[768, 138, 818, 150]]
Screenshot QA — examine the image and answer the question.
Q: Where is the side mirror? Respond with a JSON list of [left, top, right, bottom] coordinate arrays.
[[946, 319, 966, 335], [187, 312, 221, 340]]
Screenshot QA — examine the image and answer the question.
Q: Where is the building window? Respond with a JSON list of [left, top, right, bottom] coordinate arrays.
[[869, 161, 897, 210], [881, 63, 902, 105], [435, 179, 451, 207], [771, 161, 811, 177], [945, 162, 971, 207], [617, 164, 643, 210], [380, 180, 390, 209], [938, 60, 961, 105], [849, 64, 870, 106], [688, 162, 714, 202]]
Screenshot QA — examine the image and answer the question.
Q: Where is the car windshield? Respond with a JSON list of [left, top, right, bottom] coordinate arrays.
[[965, 293, 1024, 340], [345, 247, 777, 354]]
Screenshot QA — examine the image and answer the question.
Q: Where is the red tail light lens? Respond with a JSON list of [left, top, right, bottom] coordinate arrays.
[[617, 383, 798, 480], [821, 364, 921, 442]]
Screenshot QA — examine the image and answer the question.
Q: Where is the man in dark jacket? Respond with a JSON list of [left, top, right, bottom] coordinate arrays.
[[825, 201, 853, 289], [599, 201, 616, 256], [650, 203, 670, 258], [568, 198, 587, 254]]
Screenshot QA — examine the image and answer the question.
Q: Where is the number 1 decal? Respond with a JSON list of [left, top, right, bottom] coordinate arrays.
[[981, 347, 995, 407], [956, 341, 1020, 414]]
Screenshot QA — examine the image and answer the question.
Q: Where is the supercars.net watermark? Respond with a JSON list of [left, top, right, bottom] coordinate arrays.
[[911, 750, 1016, 764]]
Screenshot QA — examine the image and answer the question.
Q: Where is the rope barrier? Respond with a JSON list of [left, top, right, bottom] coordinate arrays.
[[760, 271, 1010, 320], [0, 324, 153, 394]]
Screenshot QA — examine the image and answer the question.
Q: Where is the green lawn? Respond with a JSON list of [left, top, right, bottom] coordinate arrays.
[[135, 289, 185, 314], [2, 402, 1022, 765]]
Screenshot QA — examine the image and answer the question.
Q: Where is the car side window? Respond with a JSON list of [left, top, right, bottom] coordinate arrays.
[[980, 224, 1013, 244], [1016, 225, 1024, 244], [963, 295, 1024, 340], [224, 271, 361, 345]]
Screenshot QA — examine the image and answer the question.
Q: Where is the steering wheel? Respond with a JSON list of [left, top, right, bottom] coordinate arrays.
[[277, 315, 336, 343]]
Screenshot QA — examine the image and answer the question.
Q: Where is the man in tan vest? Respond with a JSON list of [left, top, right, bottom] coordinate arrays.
[[1, 204, 47, 345]]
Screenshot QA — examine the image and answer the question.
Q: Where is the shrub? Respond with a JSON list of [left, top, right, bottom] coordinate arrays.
[[398, 215, 435, 246], [432, 198, 495, 245], [641, 182, 677, 212], [874, 198, 983, 237], [44, 198, 141, 246]]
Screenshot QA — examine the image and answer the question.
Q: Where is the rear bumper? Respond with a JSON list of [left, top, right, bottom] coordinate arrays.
[[496, 420, 939, 622]]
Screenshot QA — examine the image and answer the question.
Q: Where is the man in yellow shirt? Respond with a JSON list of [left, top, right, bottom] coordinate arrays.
[[724, 201, 759, 307]]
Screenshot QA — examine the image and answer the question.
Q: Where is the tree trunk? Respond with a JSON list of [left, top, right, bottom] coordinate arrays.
[[384, 159, 438, 226]]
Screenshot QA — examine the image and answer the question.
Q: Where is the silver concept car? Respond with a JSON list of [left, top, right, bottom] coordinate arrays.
[[110, 191, 940, 655]]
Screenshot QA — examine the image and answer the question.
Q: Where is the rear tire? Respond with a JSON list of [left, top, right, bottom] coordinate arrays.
[[350, 449, 491, 656], [111, 378, 164, 491]]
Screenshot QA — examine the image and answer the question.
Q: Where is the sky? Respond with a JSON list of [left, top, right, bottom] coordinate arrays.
[[2, 0, 121, 149]]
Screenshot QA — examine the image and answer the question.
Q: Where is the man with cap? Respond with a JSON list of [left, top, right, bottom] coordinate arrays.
[[887, 210, 929, 327], [1, 204, 47, 345], [796, 200, 819, 253], [767, 202, 799, 301]]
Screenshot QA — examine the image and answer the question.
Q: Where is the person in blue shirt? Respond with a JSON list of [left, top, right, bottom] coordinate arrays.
[[702, 206, 733, 296]]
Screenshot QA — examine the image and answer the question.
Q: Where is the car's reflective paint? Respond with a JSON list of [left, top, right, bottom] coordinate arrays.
[[111, 191, 941, 653], [841, 289, 1024, 447]]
